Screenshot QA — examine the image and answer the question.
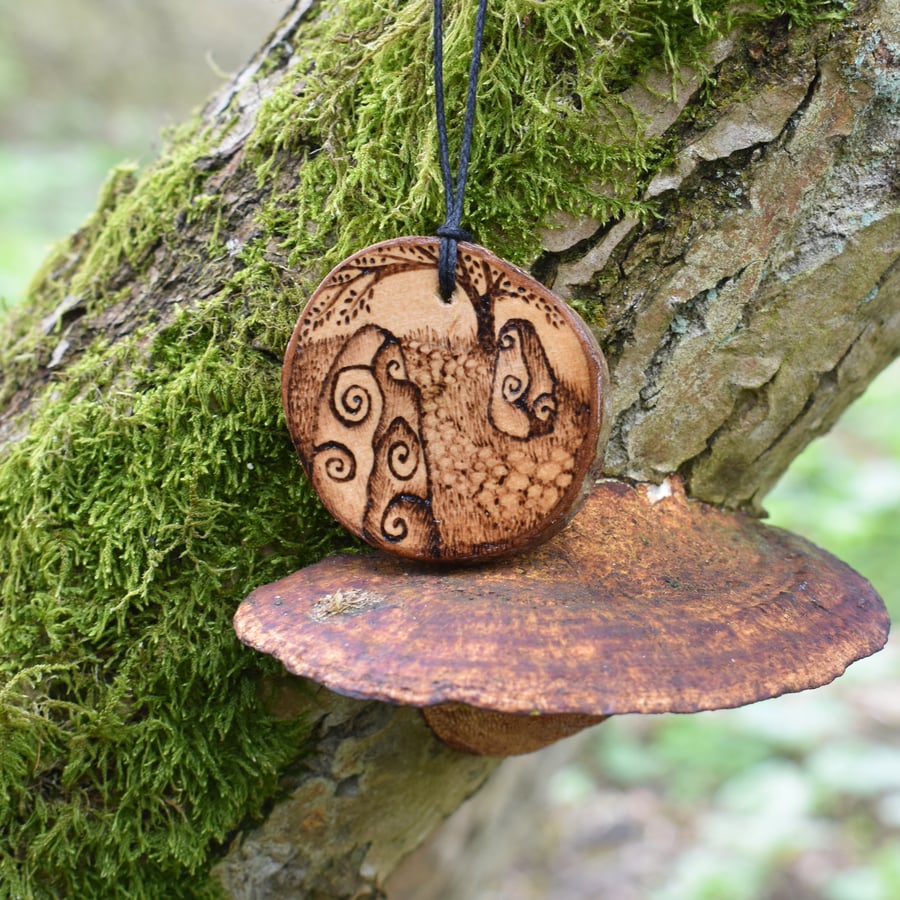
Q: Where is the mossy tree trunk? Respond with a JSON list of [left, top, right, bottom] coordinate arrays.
[[1, 0, 897, 897]]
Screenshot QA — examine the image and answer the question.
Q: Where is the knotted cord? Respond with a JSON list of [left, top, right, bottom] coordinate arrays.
[[433, 0, 490, 300]]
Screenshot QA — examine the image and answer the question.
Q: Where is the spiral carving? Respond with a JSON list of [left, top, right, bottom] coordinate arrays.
[[381, 507, 410, 542], [383, 419, 420, 481], [498, 327, 520, 351], [331, 366, 376, 426], [489, 318, 559, 440], [389, 440, 417, 480], [532, 392, 557, 421], [385, 357, 407, 382], [313, 441, 357, 482], [502, 374, 527, 403]]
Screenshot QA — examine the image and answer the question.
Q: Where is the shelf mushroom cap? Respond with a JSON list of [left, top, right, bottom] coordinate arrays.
[[235, 477, 890, 754]]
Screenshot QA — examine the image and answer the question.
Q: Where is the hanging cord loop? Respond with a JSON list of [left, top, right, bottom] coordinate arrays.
[[433, 0, 490, 301]]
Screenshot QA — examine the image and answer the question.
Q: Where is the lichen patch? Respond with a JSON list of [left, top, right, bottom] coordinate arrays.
[[311, 588, 387, 621]]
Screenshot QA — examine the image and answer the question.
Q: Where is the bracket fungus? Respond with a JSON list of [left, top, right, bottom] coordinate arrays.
[[234, 477, 890, 756]]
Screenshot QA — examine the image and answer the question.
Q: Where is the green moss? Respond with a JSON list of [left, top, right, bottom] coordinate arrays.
[[247, 0, 852, 312], [0, 0, 852, 894], [0, 300, 351, 896], [250, 0, 712, 279], [0, 131, 217, 414], [72, 130, 213, 306]]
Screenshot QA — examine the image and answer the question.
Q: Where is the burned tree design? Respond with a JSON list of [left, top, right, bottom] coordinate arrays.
[[489, 318, 558, 440], [310, 324, 437, 559], [297, 244, 440, 341], [283, 237, 608, 562]]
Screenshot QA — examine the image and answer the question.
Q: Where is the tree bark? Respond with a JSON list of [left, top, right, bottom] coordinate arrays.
[[1, 0, 897, 897]]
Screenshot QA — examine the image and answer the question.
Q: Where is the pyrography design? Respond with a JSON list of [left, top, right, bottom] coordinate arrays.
[[283, 238, 603, 560], [311, 324, 439, 559]]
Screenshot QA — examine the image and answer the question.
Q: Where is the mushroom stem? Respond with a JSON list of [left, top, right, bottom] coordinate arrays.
[[422, 704, 607, 756]]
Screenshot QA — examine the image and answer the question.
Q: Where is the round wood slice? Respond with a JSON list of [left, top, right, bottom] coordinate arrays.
[[283, 237, 610, 562]]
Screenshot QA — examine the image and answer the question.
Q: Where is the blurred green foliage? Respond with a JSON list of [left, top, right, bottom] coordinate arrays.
[[0, 0, 283, 308], [767, 359, 900, 621], [0, 145, 125, 305]]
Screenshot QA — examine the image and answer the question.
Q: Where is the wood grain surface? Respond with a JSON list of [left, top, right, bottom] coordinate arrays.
[[283, 237, 609, 562]]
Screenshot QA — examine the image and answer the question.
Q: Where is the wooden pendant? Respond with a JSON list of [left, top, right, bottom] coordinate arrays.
[[283, 237, 609, 562]]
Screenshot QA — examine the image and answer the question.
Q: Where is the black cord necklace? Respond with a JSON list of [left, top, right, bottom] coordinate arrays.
[[433, 0, 489, 300], [282, 1, 610, 564]]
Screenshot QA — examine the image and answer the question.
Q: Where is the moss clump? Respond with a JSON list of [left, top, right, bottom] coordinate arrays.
[[0, 0, 852, 894], [0, 300, 349, 897], [251, 0, 716, 280], [249, 0, 852, 314]]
